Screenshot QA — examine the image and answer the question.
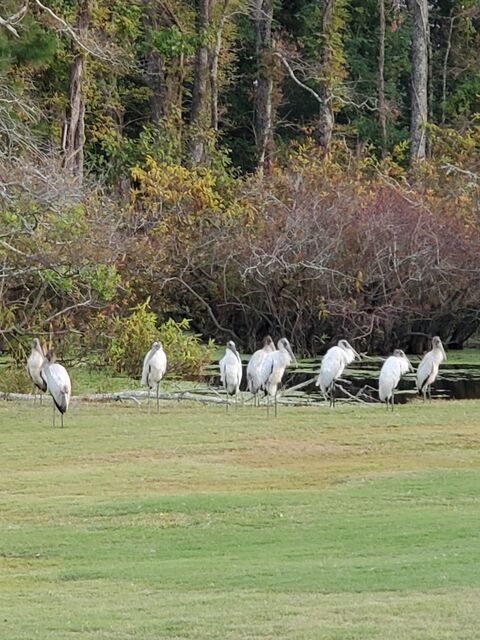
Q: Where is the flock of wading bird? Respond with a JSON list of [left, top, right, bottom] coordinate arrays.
[[26, 334, 447, 426]]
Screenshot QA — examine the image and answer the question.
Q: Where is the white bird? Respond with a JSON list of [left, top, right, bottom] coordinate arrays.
[[416, 336, 447, 402], [141, 341, 167, 413], [378, 349, 413, 411], [27, 338, 47, 403], [219, 340, 243, 409], [315, 339, 360, 407], [246, 335, 275, 405], [260, 337, 296, 417], [41, 349, 71, 428]]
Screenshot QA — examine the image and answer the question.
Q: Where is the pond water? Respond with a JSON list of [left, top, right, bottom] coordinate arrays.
[[281, 359, 480, 403], [207, 356, 480, 403]]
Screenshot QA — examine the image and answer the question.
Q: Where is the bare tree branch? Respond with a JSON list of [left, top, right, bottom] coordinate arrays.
[[0, 1, 29, 37]]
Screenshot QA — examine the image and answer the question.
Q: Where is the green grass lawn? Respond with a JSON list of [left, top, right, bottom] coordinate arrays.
[[1, 399, 480, 639]]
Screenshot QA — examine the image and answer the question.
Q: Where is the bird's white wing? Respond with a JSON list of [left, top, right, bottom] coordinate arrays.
[[344, 347, 357, 365], [45, 363, 71, 412], [416, 353, 433, 391], [247, 349, 268, 393], [141, 349, 152, 385], [27, 351, 46, 390], [260, 352, 275, 390], [219, 354, 227, 385], [235, 353, 243, 386], [150, 349, 167, 381], [47, 363, 71, 394], [316, 347, 345, 392], [398, 355, 412, 376], [226, 361, 242, 391], [378, 357, 401, 401], [220, 351, 242, 393]]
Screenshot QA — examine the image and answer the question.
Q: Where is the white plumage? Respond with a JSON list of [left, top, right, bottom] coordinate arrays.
[[141, 341, 167, 413], [41, 350, 71, 428], [219, 340, 242, 403], [378, 349, 412, 410], [27, 338, 47, 400], [315, 339, 360, 406], [260, 337, 296, 416], [246, 335, 275, 403], [416, 336, 446, 402]]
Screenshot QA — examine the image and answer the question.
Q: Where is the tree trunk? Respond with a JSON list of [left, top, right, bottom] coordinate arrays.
[[189, 0, 212, 165], [318, 0, 335, 150], [253, 0, 274, 175], [61, 0, 91, 184], [209, 0, 229, 130], [441, 15, 454, 125], [142, 0, 167, 124], [409, 0, 429, 165], [378, 0, 387, 155]]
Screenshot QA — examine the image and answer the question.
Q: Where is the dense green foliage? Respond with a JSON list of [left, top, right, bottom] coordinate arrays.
[[0, 0, 479, 358]]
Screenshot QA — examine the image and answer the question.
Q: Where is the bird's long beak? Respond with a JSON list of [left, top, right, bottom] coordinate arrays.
[[353, 349, 361, 361], [441, 344, 447, 361], [287, 344, 297, 366]]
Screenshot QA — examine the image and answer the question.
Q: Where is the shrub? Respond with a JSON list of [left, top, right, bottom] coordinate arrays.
[[0, 364, 32, 394], [158, 318, 215, 379], [99, 300, 215, 379]]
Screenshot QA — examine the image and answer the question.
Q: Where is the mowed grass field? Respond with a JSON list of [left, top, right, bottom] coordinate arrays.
[[1, 398, 480, 639]]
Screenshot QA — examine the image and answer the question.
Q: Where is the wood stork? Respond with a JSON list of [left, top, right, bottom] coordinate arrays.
[[41, 350, 71, 428], [378, 349, 413, 411], [141, 341, 167, 413], [260, 337, 296, 417], [315, 339, 360, 407], [246, 335, 275, 406], [416, 336, 446, 402], [219, 340, 243, 410], [27, 338, 47, 403]]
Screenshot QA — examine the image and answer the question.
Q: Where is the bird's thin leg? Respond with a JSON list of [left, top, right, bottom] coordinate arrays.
[[147, 387, 151, 412], [331, 383, 336, 408], [274, 391, 278, 418], [156, 383, 160, 414], [33, 388, 37, 404], [39, 392, 42, 406], [235, 389, 238, 410], [428, 385, 432, 403], [52, 400, 55, 428], [225, 387, 229, 412], [391, 394, 395, 412], [61, 412, 64, 428], [266, 394, 270, 417]]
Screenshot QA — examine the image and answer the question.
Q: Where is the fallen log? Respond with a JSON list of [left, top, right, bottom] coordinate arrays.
[[0, 389, 233, 405]]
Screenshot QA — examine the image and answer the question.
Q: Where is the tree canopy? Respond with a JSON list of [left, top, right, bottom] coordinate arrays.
[[1, 0, 479, 359]]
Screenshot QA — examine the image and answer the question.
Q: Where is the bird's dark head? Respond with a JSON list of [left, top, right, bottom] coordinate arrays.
[[263, 335, 274, 349], [44, 349, 56, 364], [151, 341, 162, 351], [339, 339, 361, 361], [393, 349, 413, 371], [278, 338, 296, 364], [432, 336, 446, 361], [226, 340, 237, 352]]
